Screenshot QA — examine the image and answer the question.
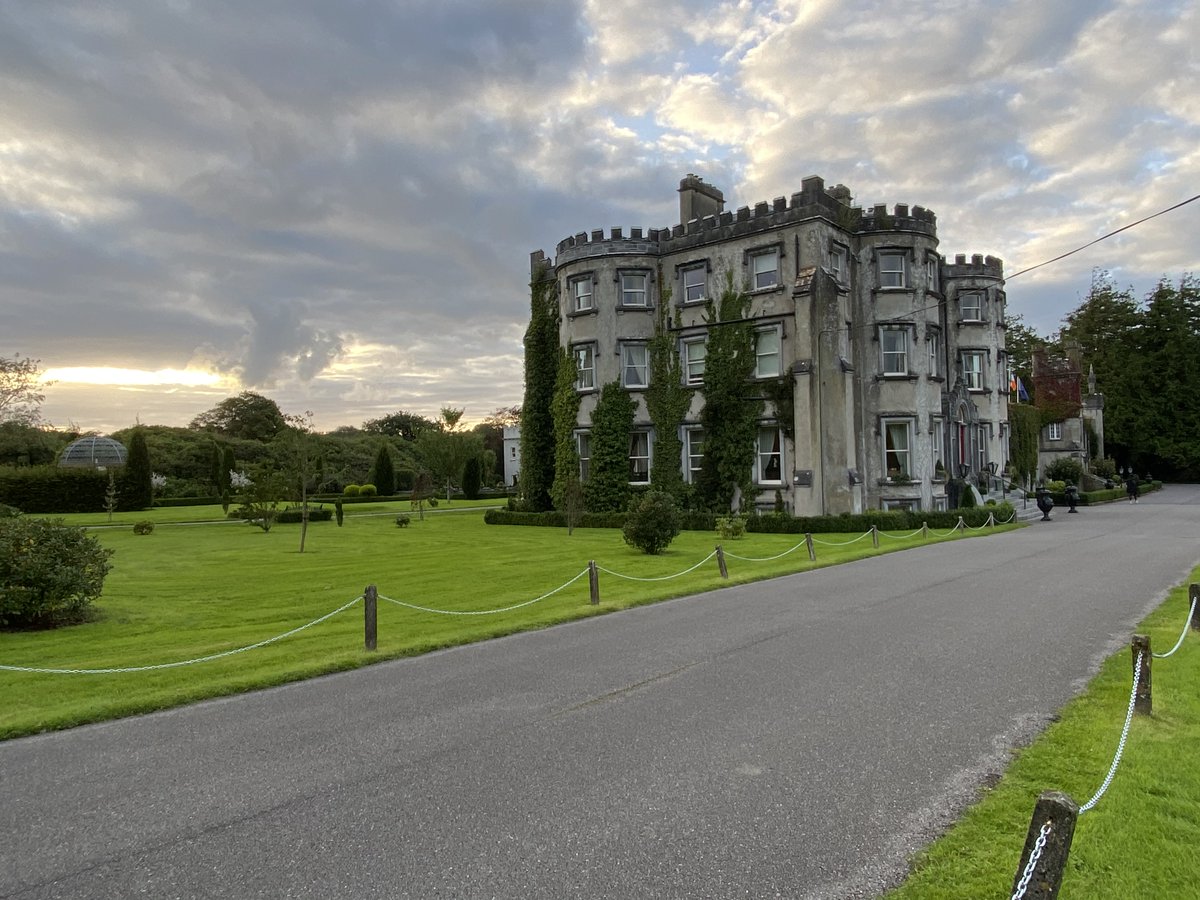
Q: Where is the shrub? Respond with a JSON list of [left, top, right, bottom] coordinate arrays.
[[428, 497, 438, 507], [359, 483, 378, 497], [343, 484, 361, 497], [716, 515, 747, 540], [1090, 457, 1117, 480], [395, 514, 411, 528], [958, 483, 977, 509], [0, 516, 113, 628], [1045, 479, 1066, 493], [622, 491, 681, 555], [274, 507, 334, 524], [1044, 457, 1083, 485], [0, 466, 108, 513], [132, 521, 155, 535]]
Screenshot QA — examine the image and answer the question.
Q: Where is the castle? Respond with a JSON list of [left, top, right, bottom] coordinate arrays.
[[530, 175, 1010, 514]]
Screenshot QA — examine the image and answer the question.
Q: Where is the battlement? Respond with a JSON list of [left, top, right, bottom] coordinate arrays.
[[550, 175, 939, 264], [944, 253, 1004, 279]]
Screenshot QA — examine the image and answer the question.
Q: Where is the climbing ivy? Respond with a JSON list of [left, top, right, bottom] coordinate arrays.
[[584, 381, 635, 513], [550, 348, 582, 510], [519, 258, 559, 511], [645, 277, 691, 500], [696, 273, 762, 512], [1009, 403, 1040, 489]]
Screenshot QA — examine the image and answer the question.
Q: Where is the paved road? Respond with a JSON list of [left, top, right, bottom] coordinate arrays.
[[3, 486, 1199, 899]]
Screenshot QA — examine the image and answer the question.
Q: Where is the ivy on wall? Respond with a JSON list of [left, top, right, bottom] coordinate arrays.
[[645, 278, 691, 500], [550, 348, 582, 510], [584, 381, 635, 513], [519, 259, 559, 511]]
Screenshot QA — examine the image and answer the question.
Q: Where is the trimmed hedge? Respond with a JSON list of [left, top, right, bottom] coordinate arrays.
[[0, 466, 109, 513], [1049, 480, 1161, 506], [484, 505, 1012, 533], [274, 507, 334, 524]]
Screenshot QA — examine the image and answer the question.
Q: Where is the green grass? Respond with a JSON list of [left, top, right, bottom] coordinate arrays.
[[0, 507, 1006, 739], [885, 573, 1200, 898]]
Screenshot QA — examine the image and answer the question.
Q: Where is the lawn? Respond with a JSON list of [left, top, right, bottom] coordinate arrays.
[[0, 504, 1005, 738], [885, 571, 1200, 898]]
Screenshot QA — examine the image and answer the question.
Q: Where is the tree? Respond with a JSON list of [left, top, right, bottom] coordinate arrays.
[[361, 411, 437, 441], [550, 349, 582, 510], [474, 406, 520, 482], [234, 465, 288, 532], [416, 427, 483, 502], [0, 355, 47, 426], [1004, 313, 1054, 404], [440, 406, 464, 432], [461, 456, 482, 500], [274, 414, 319, 551], [645, 283, 692, 500], [696, 275, 762, 512], [622, 491, 682, 555], [519, 257, 560, 510], [584, 382, 636, 513], [410, 469, 434, 520], [189, 391, 286, 442], [369, 444, 396, 496], [119, 429, 153, 511]]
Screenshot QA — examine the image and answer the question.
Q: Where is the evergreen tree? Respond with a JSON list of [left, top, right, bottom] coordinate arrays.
[[550, 348, 582, 510], [119, 429, 153, 511], [584, 382, 636, 513], [221, 445, 236, 495], [696, 275, 762, 511], [645, 284, 691, 500], [519, 257, 560, 510], [461, 456, 482, 500], [370, 443, 396, 495]]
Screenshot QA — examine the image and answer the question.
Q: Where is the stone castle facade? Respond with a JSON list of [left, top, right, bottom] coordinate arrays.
[[530, 175, 1010, 515]]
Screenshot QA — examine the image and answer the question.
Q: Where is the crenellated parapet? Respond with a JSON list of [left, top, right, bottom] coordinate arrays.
[[944, 253, 1004, 279], [551, 175, 939, 265]]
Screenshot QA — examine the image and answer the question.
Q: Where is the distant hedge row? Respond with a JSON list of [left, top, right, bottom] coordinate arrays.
[[484, 505, 1013, 533], [0, 467, 110, 513]]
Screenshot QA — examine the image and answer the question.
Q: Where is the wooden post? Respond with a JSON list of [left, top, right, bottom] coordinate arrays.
[[987, 512, 996, 527], [871, 525, 879, 548], [363, 584, 377, 652], [1191, 584, 1200, 632], [957, 515, 966, 531], [716, 545, 728, 579], [1010, 791, 1078, 900], [805, 532, 815, 561], [921, 521, 928, 539], [588, 560, 600, 605], [1132, 635, 1152, 715]]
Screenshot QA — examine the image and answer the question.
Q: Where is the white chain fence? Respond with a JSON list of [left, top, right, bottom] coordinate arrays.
[[1078, 650, 1143, 813], [597, 551, 718, 582], [1011, 820, 1052, 900], [1153, 597, 1198, 659], [724, 541, 808, 562], [379, 568, 590, 615]]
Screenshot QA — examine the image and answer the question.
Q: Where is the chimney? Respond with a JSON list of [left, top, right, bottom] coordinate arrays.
[[678, 174, 725, 224]]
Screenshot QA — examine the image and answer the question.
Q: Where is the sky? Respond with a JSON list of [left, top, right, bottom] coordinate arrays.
[[4, 0, 1199, 434]]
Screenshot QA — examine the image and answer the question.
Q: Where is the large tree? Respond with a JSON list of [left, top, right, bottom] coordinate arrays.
[[361, 410, 437, 441], [0, 355, 47, 426], [369, 443, 396, 495], [519, 257, 560, 510], [189, 391, 286, 442], [119, 429, 153, 511]]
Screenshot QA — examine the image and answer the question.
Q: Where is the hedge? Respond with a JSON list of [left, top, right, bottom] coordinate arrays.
[[0, 466, 109, 513], [1049, 480, 1161, 506]]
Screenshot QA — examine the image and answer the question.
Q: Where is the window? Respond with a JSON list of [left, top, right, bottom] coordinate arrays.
[[1047, 422, 1062, 442], [682, 266, 707, 303], [629, 431, 650, 483], [927, 328, 941, 378], [621, 344, 649, 389], [756, 427, 783, 483], [883, 419, 912, 478], [685, 428, 704, 483], [755, 327, 782, 378], [931, 419, 945, 476], [683, 338, 706, 385], [573, 344, 595, 391], [750, 249, 779, 290], [829, 244, 849, 282], [577, 432, 591, 482], [883, 498, 920, 512], [960, 291, 984, 321], [878, 251, 907, 288], [977, 424, 989, 473], [963, 351, 985, 390], [570, 275, 593, 313], [620, 271, 648, 307], [880, 328, 908, 375], [926, 255, 940, 293]]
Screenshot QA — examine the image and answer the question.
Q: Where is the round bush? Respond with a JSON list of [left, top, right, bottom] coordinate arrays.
[[343, 484, 361, 497], [1044, 457, 1083, 485], [133, 521, 155, 535], [0, 517, 113, 628], [359, 483, 378, 497], [622, 491, 682, 555], [395, 514, 411, 528]]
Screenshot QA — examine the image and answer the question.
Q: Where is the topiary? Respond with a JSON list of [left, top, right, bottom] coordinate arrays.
[[343, 484, 361, 497], [359, 484, 378, 497], [622, 491, 682, 555]]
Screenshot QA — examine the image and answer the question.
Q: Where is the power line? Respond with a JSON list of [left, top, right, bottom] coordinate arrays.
[[1007, 193, 1200, 280]]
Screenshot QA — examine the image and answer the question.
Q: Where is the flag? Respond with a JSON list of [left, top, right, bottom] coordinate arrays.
[[1016, 376, 1030, 403]]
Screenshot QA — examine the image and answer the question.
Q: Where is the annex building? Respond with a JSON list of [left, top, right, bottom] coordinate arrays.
[[531, 175, 1010, 515]]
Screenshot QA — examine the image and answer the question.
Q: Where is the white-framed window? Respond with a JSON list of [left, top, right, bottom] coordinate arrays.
[[755, 326, 782, 378], [932, 496, 948, 512], [962, 351, 985, 391], [620, 271, 649, 307], [682, 265, 707, 303], [927, 328, 941, 378], [1047, 422, 1062, 442], [882, 418, 913, 479], [880, 327, 908, 375], [573, 344, 595, 391], [569, 275, 593, 313], [684, 427, 704, 483], [878, 251, 907, 289], [829, 244, 849, 282], [926, 254, 940, 293], [756, 427, 784, 484], [931, 419, 945, 477], [883, 498, 920, 512], [577, 432, 591, 482], [977, 424, 989, 473], [621, 344, 649, 389], [750, 249, 779, 290], [629, 431, 651, 483], [682, 337, 706, 385], [960, 291, 984, 321]]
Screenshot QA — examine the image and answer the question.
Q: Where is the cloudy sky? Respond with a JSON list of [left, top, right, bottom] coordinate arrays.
[[4, 0, 1198, 434]]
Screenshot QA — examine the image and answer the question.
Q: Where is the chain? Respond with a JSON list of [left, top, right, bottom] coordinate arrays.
[[378, 568, 590, 616], [1080, 650, 1143, 813], [1011, 820, 1053, 900], [1153, 597, 1197, 658], [811, 531, 873, 547], [723, 542, 807, 562], [597, 551, 717, 582]]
